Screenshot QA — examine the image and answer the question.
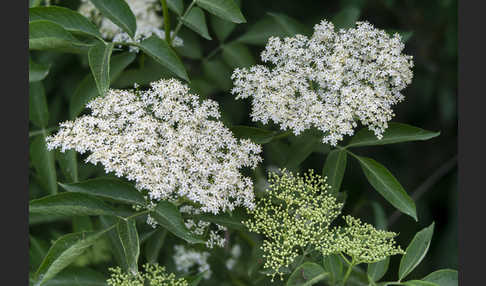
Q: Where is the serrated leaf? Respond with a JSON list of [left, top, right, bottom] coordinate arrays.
[[89, 0, 136, 37], [174, 28, 203, 60], [29, 20, 92, 53], [399, 223, 435, 280], [100, 216, 128, 271], [59, 177, 146, 206], [222, 42, 255, 68], [422, 269, 458, 286], [322, 149, 347, 194], [167, 0, 184, 15], [322, 254, 343, 284], [285, 136, 321, 169], [69, 51, 136, 119], [368, 257, 390, 282], [29, 6, 103, 40], [34, 229, 111, 286], [182, 7, 212, 40], [354, 155, 417, 221], [137, 35, 189, 81], [29, 81, 49, 128], [400, 280, 439, 286], [268, 12, 311, 36], [29, 58, 50, 82], [42, 267, 107, 286], [145, 228, 167, 263], [55, 150, 78, 183], [332, 6, 361, 29], [347, 123, 440, 148], [117, 218, 140, 275], [112, 57, 172, 88], [151, 201, 205, 244], [287, 262, 328, 286], [196, 0, 246, 23], [211, 14, 236, 42], [30, 135, 57, 195], [29, 192, 116, 217], [88, 41, 114, 96]]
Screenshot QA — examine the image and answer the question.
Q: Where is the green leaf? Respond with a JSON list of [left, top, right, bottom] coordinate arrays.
[[285, 136, 321, 169], [237, 13, 310, 45], [29, 192, 116, 217], [29, 81, 49, 128], [211, 15, 236, 42], [187, 271, 206, 286], [100, 216, 128, 271], [332, 6, 361, 29], [55, 150, 78, 183], [89, 0, 136, 37], [195, 211, 247, 231], [347, 123, 440, 148], [69, 51, 136, 119], [42, 267, 108, 286], [30, 135, 58, 195], [29, 20, 92, 53], [201, 57, 232, 91], [88, 41, 114, 96], [145, 228, 167, 263], [368, 257, 390, 282], [29, 58, 50, 82], [137, 35, 189, 81], [29, 6, 103, 40], [196, 0, 246, 23], [151, 201, 205, 244], [59, 178, 146, 206], [182, 7, 212, 40], [422, 269, 458, 286], [322, 254, 343, 284], [174, 28, 203, 59], [117, 218, 140, 275], [34, 229, 111, 286], [222, 42, 256, 68], [230, 125, 280, 144], [112, 57, 172, 88], [322, 149, 347, 194], [167, 0, 184, 15], [287, 262, 328, 286], [29, 213, 68, 225], [399, 223, 435, 281], [400, 280, 439, 286], [30, 236, 48, 272], [354, 155, 417, 221]]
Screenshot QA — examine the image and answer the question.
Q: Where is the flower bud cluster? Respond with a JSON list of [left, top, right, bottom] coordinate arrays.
[[107, 263, 187, 286], [232, 20, 414, 146]]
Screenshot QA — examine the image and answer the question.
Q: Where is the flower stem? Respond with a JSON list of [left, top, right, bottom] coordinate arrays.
[[160, 0, 171, 46], [171, 0, 196, 41], [341, 257, 355, 286]]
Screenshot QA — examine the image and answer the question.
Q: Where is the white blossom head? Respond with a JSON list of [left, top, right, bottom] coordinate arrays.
[[46, 79, 262, 214], [173, 245, 211, 279], [231, 20, 414, 146], [79, 0, 183, 49]]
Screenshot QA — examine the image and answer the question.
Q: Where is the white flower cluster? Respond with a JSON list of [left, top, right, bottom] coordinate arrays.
[[173, 245, 211, 279], [231, 20, 414, 146], [79, 0, 183, 49], [180, 205, 227, 249], [46, 79, 262, 214]]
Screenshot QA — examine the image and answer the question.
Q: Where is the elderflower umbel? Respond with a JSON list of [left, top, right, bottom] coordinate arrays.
[[78, 0, 183, 50], [320, 215, 404, 263], [107, 263, 187, 286], [243, 169, 343, 280], [46, 79, 262, 214], [173, 245, 212, 279], [231, 20, 414, 146]]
